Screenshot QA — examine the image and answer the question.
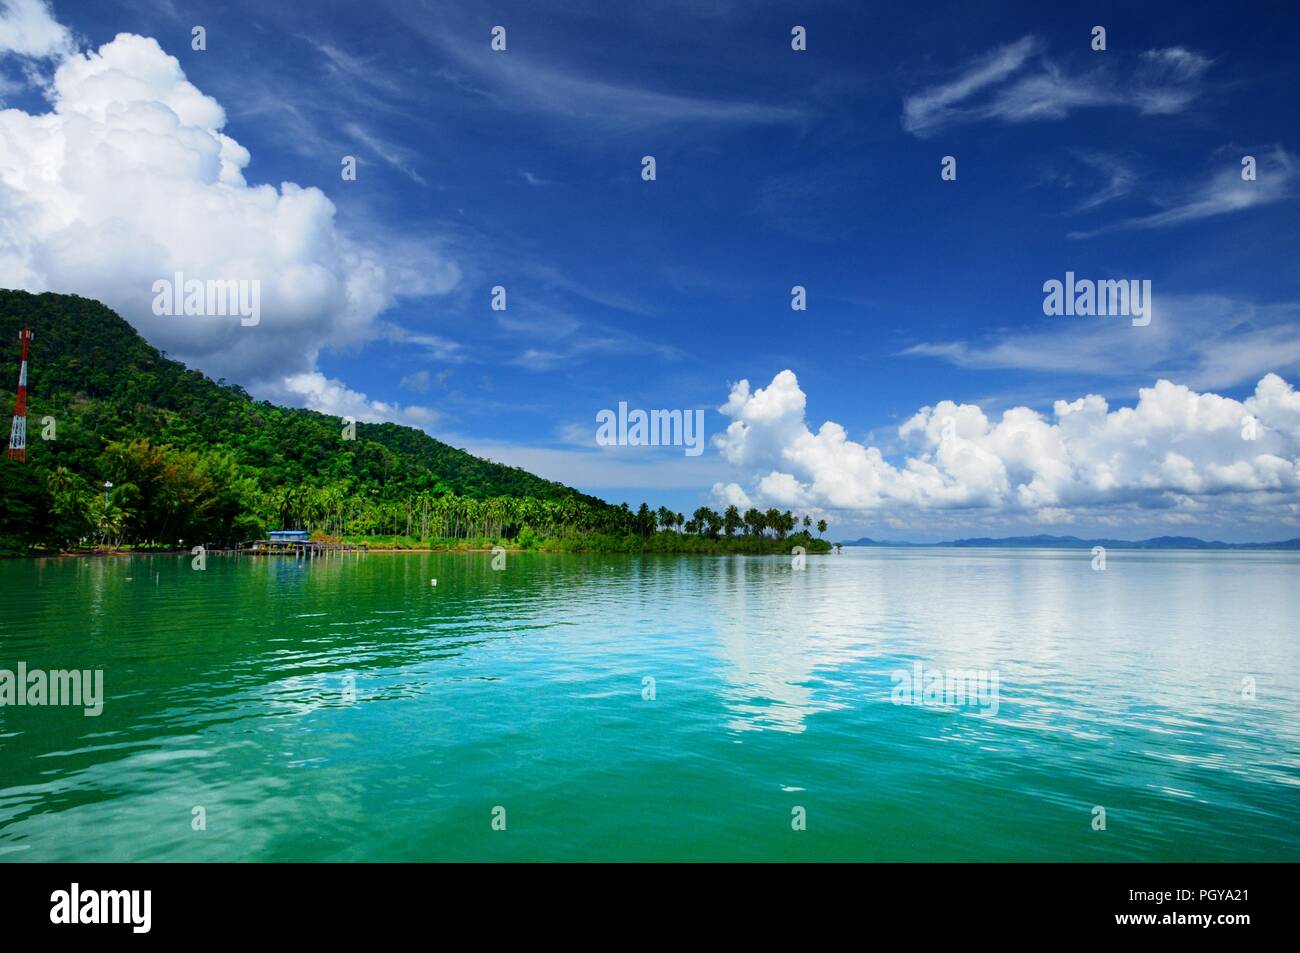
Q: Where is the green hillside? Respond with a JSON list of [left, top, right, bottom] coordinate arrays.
[[0, 291, 599, 501], [0, 290, 829, 555]]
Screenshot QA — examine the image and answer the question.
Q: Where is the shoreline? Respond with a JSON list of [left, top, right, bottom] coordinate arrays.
[[13, 542, 1299, 559], [10, 541, 836, 559]]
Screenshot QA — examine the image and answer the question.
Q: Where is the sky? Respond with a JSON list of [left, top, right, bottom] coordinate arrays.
[[2, 0, 1299, 541]]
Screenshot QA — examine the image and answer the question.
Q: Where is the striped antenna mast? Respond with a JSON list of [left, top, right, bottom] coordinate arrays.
[[7, 328, 32, 462]]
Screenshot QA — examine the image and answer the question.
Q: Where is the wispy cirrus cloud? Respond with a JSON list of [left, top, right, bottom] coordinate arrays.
[[1069, 152, 1138, 211], [1068, 147, 1296, 238], [394, 11, 800, 131], [509, 328, 683, 372], [342, 120, 428, 185], [1031, 150, 1139, 214], [902, 36, 1211, 137], [379, 324, 464, 362], [902, 295, 1300, 392], [902, 36, 1042, 136], [399, 369, 431, 393], [472, 58, 801, 129], [306, 39, 409, 99]]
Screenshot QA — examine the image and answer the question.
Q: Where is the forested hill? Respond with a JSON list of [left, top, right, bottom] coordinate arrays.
[[0, 290, 600, 505], [0, 290, 832, 556]]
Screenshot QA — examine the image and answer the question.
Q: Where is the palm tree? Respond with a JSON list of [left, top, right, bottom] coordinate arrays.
[[692, 507, 712, 536], [272, 485, 295, 528], [635, 502, 655, 537], [765, 508, 783, 539], [703, 508, 722, 538], [817, 519, 827, 536], [92, 483, 136, 550], [722, 505, 741, 537], [47, 466, 92, 546]]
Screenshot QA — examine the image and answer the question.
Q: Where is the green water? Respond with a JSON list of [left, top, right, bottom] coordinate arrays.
[[1, 548, 1297, 861]]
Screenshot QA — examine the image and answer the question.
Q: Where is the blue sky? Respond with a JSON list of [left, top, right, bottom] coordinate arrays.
[[2, 0, 1299, 540]]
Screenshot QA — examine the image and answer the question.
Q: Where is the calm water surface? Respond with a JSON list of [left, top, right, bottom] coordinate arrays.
[[1, 548, 1298, 861]]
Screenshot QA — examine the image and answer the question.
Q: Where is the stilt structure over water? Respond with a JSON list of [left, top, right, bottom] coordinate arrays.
[[241, 538, 367, 558], [209, 530, 367, 558]]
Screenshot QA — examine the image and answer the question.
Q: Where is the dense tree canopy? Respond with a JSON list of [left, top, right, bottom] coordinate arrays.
[[0, 291, 829, 555]]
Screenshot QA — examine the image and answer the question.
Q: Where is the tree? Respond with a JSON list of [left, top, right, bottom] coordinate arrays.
[[47, 466, 94, 548], [91, 482, 137, 550], [692, 507, 711, 536], [702, 508, 722, 538], [0, 457, 54, 553], [722, 505, 741, 537], [0, 284, 848, 556], [816, 519, 827, 536], [635, 502, 655, 537]]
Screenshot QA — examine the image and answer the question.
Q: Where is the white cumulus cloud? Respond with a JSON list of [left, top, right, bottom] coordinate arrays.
[[715, 369, 1300, 527], [268, 372, 439, 429], [0, 0, 72, 60], [710, 481, 753, 510], [0, 26, 457, 414]]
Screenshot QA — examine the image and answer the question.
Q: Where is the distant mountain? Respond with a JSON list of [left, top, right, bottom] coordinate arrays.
[[841, 533, 1300, 550], [837, 536, 917, 547]]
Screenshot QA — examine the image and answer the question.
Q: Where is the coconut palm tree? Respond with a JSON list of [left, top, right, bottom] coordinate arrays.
[[722, 505, 741, 537]]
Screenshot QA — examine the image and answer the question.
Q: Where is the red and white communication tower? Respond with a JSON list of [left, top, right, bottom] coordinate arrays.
[[7, 328, 33, 462]]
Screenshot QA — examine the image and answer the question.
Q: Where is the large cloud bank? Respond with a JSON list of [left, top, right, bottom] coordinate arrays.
[[713, 370, 1300, 529], [0, 8, 455, 421]]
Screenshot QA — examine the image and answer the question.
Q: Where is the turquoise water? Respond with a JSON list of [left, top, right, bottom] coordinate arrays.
[[1, 548, 1298, 861]]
